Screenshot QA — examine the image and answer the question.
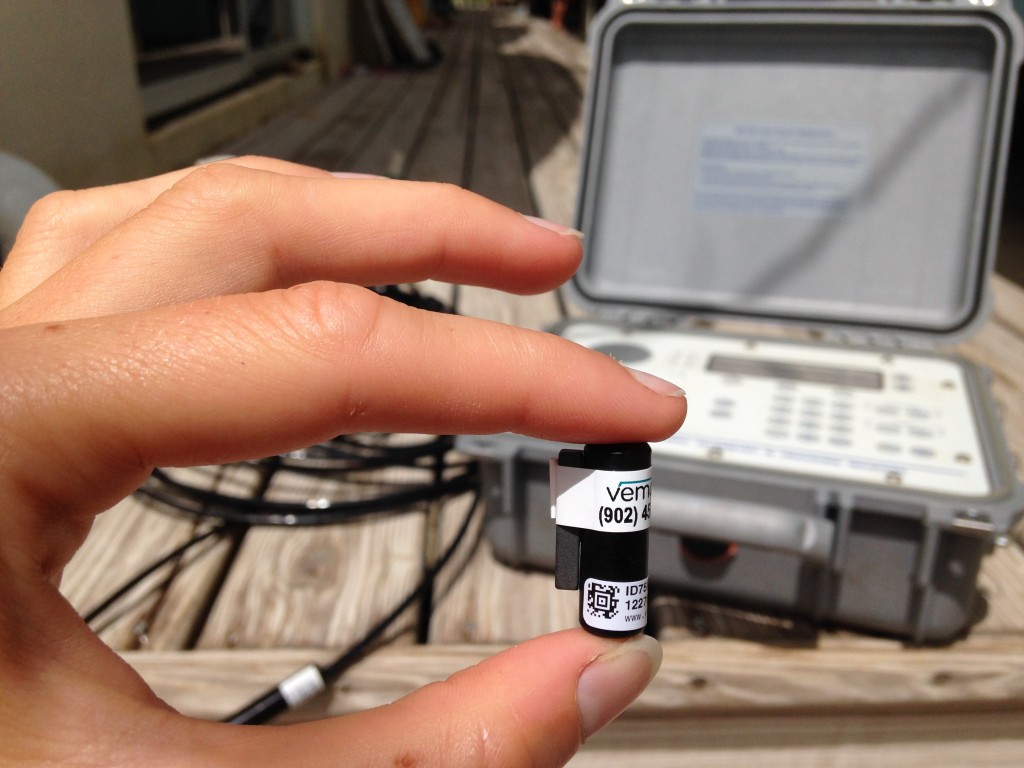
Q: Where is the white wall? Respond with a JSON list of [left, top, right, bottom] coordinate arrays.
[[0, 1, 355, 190], [0, 1, 151, 187]]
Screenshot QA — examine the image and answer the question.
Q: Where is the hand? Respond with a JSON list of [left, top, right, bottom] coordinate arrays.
[[0, 157, 686, 767]]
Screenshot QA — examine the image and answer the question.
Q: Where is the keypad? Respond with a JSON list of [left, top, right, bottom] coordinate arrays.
[[564, 322, 991, 497]]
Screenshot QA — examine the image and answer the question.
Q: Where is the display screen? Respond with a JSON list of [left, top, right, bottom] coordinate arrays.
[[707, 355, 884, 389]]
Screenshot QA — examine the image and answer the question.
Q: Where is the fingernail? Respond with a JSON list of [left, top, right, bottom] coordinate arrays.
[[330, 171, 385, 179], [626, 367, 686, 398], [577, 634, 662, 740], [522, 214, 584, 240]]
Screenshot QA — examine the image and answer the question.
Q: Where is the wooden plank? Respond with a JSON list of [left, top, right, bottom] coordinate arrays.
[[429, 534, 578, 643], [61, 468, 239, 652], [123, 637, 1024, 763], [134, 465, 276, 651], [291, 71, 417, 172], [193, 514, 423, 649], [974, 541, 1024, 633], [955, 314, 1024, 472], [345, 29, 463, 178], [650, 635, 1024, 715], [575, 711, 1024, 767], [934, 274, 1024, 547], [450, 277, 565, 329], [465, 11, 533, 213], [402, 12, 478, 185], [127, 632, 1024, 720], [61, 496, 197, 650], [991, 273, 1024, 335], [194, 461, 431, 649], [515, 15, 590, 89], [221, 20, 457, 171], [404, 13, 571, 328], [219, 77, 374, 161], [141, 531, 240, 651], [493, 14, 585, 226]]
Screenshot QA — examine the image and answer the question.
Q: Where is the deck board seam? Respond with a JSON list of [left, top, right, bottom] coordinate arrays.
[[400, 21, 470, 179]]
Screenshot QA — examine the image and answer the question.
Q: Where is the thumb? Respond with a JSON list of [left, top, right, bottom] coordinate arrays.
[[191, 630, 662, 767]]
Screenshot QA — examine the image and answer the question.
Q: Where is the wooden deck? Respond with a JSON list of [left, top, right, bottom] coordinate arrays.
[[63, 9, 1024, 765]]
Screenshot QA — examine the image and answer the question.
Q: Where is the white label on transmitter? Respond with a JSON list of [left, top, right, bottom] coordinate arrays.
[[583, 577, 648, 632], [550, 463, 652, 533]]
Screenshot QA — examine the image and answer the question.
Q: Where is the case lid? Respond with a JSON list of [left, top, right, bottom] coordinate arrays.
[[573, 0, 1023, 343]]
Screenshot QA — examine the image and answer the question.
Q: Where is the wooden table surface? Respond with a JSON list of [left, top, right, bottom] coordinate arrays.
[[62, 9, 1024, 765]]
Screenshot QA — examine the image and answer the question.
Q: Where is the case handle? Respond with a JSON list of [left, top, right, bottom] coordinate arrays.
[[654, 489, 835, 565]]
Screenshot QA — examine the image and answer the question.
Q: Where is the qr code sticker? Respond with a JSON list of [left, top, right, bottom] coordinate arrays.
[[582, 578, 647, 632], [586, 581, 619, 620]]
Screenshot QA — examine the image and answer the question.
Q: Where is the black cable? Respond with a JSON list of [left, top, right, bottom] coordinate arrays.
[[85, 436, 475, 626], [371, 284, 451, 316], [140, 462, 477, 527], [222, 488, 481, 725], [264, 436, 443, 467], [82, 525, 227, 624], [86, 437, 475, 626], [415, 447, 448, 644]]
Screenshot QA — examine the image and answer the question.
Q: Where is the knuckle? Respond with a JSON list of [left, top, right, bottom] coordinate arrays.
[[161, 162, 258, 219], [260, 282, 388, 423], [20, 190, 83, 234], [257, 281, 384, 358]]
